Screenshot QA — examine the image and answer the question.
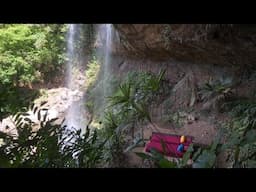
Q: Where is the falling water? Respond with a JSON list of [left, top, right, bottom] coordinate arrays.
[[93, 24, 114, 118], [103, 24, 113, 108], [65, 24, 87, 134], [66, 24, 76, 88], [64, 24, 114, 129], [104, 24, 113, 72]]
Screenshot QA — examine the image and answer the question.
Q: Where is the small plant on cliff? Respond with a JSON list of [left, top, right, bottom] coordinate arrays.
[[108, 69, 169, 124], [199, 77, 233, 111], [199, 78, 233, 101], [125, 69, 169, 105]]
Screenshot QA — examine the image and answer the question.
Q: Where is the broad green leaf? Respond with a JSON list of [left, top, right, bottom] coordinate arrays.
[[181, 144, 194, 167], [193, 150, 216, 168], [158, 158, 177, 168], [192, 148, 202, 161], [135, 152, 153, 160]]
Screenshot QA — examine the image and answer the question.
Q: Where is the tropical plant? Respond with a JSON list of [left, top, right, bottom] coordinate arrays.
[[100, 111, 126, 167], [0, 103, 106, 168], [102, 69, 170, 158], [0, 85, 39, 121], [199, 77, 233, 111], [125, 69, 169, 105], [192, 141, 221, 168], [199, 78, 233, 101], [108, 69, 169, 123], [221, 98, 256, 167]]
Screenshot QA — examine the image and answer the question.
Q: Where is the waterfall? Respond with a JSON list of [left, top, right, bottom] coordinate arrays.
[[66, 24, 76, 89], [93, 24, 114, 119], [103, 24, 113, 107], [65, 24, 87, 134], [64, 24, 114, 131]]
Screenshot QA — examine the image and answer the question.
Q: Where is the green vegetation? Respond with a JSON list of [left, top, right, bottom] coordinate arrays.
[[199, 78, 233, 102], [0, 104, 106, 168], [84, 67, 106, 119], [107, 69, 169, 138], [0, 67, 171, 167], [164, 111, 188, 128], [221, 98, 256, 167], [0, 24, 66, 86], [199, 77, 233, 111], [0, 24, 66, 120], [100, 111, 126, 167], [0, 86, 40, 120], [84, 69, 171, 166], [85, 56, 100, 88]]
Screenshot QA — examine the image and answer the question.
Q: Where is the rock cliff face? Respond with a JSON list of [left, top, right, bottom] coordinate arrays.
[[108, 25, 256, 166], [103, 24, 256, 147], [113, 24, 256, 68], [108, 24, 256, 99]]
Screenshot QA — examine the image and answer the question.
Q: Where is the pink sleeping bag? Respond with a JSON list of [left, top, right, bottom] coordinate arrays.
[[145, 132, 193, 158]]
